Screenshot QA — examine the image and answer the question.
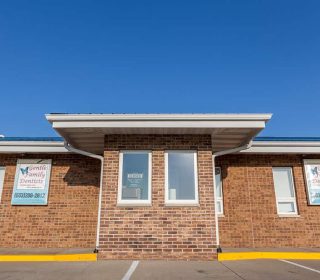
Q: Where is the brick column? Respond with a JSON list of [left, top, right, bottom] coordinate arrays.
[[98, 134, 216, 260]]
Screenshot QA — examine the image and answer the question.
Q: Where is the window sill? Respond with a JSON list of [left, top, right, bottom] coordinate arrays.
[[117, 201, 152, 207], [218, 214, 225, 218], [165, 202, 200, 207], [277, 214, 300, 218]]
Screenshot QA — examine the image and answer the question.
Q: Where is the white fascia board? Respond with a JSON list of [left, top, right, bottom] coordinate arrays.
[[52, 120, 267, 129], [46, 113, 272, 122], [253, 141, 320, 147], [0, 141, 68, 153], [242, 141, 320, 154]]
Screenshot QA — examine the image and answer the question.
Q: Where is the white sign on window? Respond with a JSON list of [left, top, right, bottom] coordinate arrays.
[[304, 159, 320, 205]]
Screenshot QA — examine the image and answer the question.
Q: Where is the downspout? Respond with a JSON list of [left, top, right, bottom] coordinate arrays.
[[64, 141, 104, 253], [212, 140, 253, 253]]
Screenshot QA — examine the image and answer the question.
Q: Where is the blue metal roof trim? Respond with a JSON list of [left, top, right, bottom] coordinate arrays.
[[254, 137, 320, 142], [0, 137, 63, 142], [1, 136, 320, 142]]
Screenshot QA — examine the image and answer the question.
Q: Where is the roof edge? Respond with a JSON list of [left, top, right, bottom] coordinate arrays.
[[0, 137, 63, 142], [0, 138, 68, 153], [3, 136, 320, 143], [46, 113, 273, 122]]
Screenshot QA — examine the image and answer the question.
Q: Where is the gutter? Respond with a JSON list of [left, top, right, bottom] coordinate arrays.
[[212, 140, 253, 253], [64, 142, 104, 253]]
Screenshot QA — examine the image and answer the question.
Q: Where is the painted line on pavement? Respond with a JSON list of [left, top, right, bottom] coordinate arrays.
[[280, 259, 320, 274], [122, 260, 140, 280]]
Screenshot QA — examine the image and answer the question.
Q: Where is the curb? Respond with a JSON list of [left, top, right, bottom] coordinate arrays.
[[218, 252, 320, 261], [0, 253, 97, 262]]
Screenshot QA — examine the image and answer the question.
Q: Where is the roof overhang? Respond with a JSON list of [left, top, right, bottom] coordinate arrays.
[[0, 140, 68, 153], [46, 114, 272, 154], [243, 140, 320, 154]]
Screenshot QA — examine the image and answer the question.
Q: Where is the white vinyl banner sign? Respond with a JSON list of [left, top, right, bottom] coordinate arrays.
[[11, 159, 52, 205], [304, 159, 320, 205]]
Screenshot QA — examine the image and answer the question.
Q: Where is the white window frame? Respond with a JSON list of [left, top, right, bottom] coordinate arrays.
[[0, 167, 5, 203], [117, 150, 152, 206], [272, 167, 298, 215], [165, 150, 199, 206], [215, 167, 224, 215]]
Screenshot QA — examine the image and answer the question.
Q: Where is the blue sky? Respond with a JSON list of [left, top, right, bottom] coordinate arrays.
[[0, 1, 319, 137]]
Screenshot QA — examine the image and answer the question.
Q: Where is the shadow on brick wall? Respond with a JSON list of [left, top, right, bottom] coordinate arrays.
[[63, 161, 100, 188]]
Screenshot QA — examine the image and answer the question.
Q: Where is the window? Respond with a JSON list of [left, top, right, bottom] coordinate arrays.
[[215, 167, 223, 215], [165, 151, 199, 206], [118, 151, 152, 206], [272, 167, 298, 215], [0, 167, 5, 203]]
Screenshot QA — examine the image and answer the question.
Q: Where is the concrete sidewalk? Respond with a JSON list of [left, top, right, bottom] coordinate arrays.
[[0, 248, 96, 262], [0, 248, 94, 255], [219, 248, 320, 261], [223, 247, 320, 252], [1, 247, 320, 262]]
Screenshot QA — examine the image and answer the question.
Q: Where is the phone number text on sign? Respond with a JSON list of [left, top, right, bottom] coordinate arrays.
[[13, 193, 46, 199]]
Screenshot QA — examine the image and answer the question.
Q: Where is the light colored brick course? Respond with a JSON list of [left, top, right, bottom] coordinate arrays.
[[98, 135, 217, 260]]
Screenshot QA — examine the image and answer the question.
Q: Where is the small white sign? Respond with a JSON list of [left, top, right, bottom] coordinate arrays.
[[304, 159, 320, 205], [11, 159, 52, 205]]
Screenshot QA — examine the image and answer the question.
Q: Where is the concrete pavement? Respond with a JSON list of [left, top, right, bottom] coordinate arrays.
[[1, 259, 320, 280]]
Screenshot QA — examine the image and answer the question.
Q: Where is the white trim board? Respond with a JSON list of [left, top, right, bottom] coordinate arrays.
[[46, 113, 273, 122], [243, 141, 320, 154], [0, 141, 68, 153]]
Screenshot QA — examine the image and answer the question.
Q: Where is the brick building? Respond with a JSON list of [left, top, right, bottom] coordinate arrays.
[[1, 114, 320, 260]]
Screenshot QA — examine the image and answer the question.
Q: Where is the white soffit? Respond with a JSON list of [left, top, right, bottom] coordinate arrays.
[[46, 114, 272, 154]]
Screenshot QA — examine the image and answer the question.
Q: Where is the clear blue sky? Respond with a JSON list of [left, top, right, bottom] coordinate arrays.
[[0, 1, 319, 137]]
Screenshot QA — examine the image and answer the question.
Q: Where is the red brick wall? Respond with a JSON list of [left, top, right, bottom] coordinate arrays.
[[99, 135, 217, 260], [2, 147, 319, 254], [218, 154, 320, 248], [0, 154, 100, 248]]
